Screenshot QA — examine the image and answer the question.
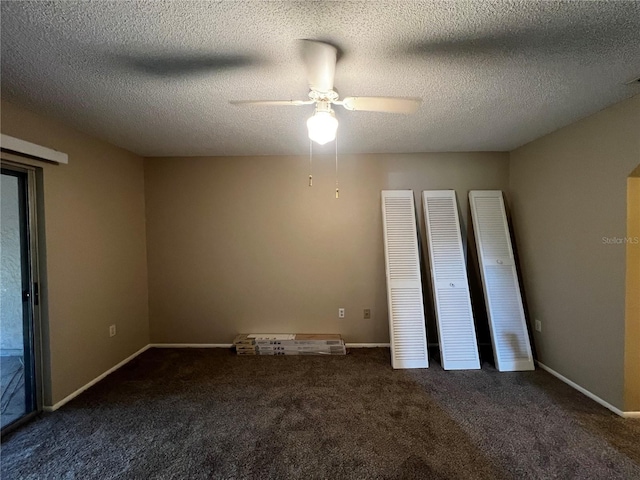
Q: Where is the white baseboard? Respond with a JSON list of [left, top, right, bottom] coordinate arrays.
[[535, 361, 640, 418], [44, 344, 150, 412], [346, 343, 390, 348], [149, 343, 233, 348]]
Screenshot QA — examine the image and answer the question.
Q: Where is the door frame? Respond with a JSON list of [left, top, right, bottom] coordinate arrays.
[[1, 160, 43, 435]]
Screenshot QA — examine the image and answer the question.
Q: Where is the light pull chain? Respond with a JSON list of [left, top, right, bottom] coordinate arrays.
[[308, 139, 313, 187], [335, 134, 339, 198]]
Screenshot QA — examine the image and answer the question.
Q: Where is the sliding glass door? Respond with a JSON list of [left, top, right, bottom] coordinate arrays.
[[1, 164, 41, 432]]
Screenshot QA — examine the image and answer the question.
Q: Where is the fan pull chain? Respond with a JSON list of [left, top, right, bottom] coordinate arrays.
[[335, 134, 339, 199], [308, 139, 313, 186]]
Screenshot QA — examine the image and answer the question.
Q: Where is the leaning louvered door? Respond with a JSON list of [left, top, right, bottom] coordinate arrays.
[[381, 190, 429, 369], [423, 191, 480, 370], [469, 191, 534, 371]]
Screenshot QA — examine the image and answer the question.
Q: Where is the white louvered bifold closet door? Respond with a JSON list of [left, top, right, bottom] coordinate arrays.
[[381, 191, 429, 369], [422, 191, 480, 370], [469, 191, 534, 372]]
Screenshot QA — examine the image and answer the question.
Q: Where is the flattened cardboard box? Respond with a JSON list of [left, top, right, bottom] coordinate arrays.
[[255, 334, 343, 346], [235, 346, 256, 352], [256, 345, 346, 353], [235, 333, 345, 355], [295, 334, 342, 341], [257, 349, 346, 356], [233, 334, 256, 346]]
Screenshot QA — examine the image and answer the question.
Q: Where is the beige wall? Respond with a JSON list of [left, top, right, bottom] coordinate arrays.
[[509, 95, 640, 410], [145, 152, 509, 344], [2, 88, 635, 412], [1, 100, 149, 406]]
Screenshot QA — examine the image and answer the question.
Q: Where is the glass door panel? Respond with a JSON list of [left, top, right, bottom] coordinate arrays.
[[1, 168, 38, 430]]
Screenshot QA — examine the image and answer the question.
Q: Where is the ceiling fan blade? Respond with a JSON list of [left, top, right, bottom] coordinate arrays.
[[300, 40, 337, 93], [229, 100, 313, 106], [111, 53, 258, 76], [340, 96, 422, 114]]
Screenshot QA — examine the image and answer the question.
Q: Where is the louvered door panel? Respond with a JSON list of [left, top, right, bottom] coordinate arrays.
[[469, 191, 534, 371], [381, 191, 429, 369], [423, 191, 480, 370]]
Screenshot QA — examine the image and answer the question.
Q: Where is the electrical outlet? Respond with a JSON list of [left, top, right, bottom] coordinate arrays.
[[364, 308, 371, 319], [534, 319, 542, 332], [109, 324, 116, 337], [338, 308, 345, 319]]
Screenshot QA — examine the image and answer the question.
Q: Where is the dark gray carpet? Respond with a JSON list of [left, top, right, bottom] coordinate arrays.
[[1, 356, 25, 428], [2, 348, 639, 479]]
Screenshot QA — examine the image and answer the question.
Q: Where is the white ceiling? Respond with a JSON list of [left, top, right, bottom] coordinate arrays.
[[1, 1, 639, 157]]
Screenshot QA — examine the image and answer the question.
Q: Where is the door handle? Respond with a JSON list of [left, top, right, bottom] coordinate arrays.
[[22, 283, 39, 305]]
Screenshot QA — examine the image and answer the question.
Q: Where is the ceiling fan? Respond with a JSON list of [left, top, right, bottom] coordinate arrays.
[[230, 40, 422, 145]]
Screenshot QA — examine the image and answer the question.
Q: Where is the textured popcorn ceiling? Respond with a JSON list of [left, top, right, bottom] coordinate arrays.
[[1, 1, 639, 156]]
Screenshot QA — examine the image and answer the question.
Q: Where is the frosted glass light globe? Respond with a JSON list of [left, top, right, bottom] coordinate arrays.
[[307, 110, 338, 145]]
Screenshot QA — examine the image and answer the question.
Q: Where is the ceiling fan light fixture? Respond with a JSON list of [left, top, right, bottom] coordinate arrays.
[[307, 109, 338, 145]]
